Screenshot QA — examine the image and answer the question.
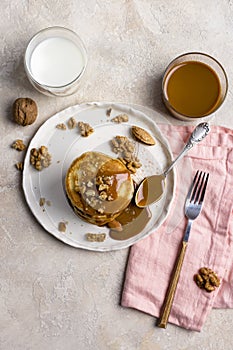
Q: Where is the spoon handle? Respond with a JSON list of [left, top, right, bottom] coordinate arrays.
[[163, 122, 210, 176]]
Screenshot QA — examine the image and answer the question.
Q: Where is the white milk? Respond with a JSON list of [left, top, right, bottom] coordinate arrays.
[[30, 37, 85, 87]]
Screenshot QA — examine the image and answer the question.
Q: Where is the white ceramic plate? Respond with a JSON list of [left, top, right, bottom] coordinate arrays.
[[23, 102, 175, 251]]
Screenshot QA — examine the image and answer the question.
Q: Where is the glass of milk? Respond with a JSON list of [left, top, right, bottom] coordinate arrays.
[[24, 26, 87, 96]]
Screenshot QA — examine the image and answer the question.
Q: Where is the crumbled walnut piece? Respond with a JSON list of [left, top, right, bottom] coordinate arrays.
[[131, 125, 155, 145], [78, 121, 94, 137], [86, 233, 106, 242], [99, 191, 108, 200], [85, 189, 96, 197], [194, 267, 220, 293], [15, 162, 23, 171], [111, 136, 142, 174], [39, 197, 51, 207], [95, 175, 116, 201], [111, 113, 129, 123], [30, 146, 52, 171], [126, 161, 137, 174], [58, 222, 67, 233], [67, 117, 77, 129], [96, 176, 104, 185], [12, 139, 26, 151], [127, 159, 141, 174], [56, 123, 66, 130], [39, 197, 46, 207], [112, 136, 135, 155], [104, 176, 111, 185], [99, 184, 109, 191], [106, 108, 112, 117]]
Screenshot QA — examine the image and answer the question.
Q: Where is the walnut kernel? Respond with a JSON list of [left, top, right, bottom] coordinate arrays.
[[194, 267, 220, 293], [15, 162, 23, 171], [30, 146, 52, 171], [67, 117, 77, 129], [39, 198, 46, 207], [58, 222, 67, 233], [111, 114, 129, 123], [106, 108, 112, 117], [78, 121, 94, 137], [12, 139, 26, 151], [56, 123, 66, 130]]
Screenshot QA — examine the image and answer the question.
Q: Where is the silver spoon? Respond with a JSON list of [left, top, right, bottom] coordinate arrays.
[[135, 122, 210, 208]]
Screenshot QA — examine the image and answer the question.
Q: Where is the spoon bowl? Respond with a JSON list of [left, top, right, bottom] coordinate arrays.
[[135, 174, 166, 208], [135, 122, 210, 208]]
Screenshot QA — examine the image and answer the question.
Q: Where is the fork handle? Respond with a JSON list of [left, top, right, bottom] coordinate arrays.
[[157, 240, 188, 328]]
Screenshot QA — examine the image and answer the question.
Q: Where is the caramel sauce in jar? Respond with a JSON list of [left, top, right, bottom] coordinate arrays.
[[164, 61, 221, 117]]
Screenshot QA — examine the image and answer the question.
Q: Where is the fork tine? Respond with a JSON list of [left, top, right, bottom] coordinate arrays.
[[193, 171, 205, 203], [190, 171, 202, 202], [199, 173, 209, 204], [191, 171, 209, 204], [186, 170, 199, 203]]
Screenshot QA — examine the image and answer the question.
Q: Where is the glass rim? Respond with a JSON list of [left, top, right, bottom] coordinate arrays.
[[24, 26, 88, 90], [162, 51, 228, 119]]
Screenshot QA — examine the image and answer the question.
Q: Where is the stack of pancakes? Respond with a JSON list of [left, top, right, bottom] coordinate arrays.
[[65, 151, 134, 226]]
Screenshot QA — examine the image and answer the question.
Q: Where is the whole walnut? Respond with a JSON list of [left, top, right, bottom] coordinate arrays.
[[13, 98, 38, 126]]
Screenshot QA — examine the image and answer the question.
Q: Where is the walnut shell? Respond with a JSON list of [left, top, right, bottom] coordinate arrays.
[[13, 98, 38, 126]]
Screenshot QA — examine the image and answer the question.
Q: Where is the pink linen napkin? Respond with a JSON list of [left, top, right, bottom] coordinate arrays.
[[121, 125, 233, 331]]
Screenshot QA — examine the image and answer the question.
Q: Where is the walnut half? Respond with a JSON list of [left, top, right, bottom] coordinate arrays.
[[12, 139, 26, 151], [30, 146, 52, 171], [78, 121, 94, 137], [194, 267, 220, 293]]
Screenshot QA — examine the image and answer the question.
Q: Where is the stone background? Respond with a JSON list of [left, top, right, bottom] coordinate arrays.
[[1, 1, 233, 349]]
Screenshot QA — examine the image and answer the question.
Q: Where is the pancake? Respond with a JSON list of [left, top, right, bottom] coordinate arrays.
[[65, 151, 134, 226]]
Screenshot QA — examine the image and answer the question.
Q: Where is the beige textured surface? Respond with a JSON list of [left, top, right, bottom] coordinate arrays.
[[1, 1, 233, 349]]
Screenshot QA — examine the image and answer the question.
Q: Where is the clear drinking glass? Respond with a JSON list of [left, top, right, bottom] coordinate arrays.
[[24, 26, 88, 97], [162, 52, 228, 121]]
